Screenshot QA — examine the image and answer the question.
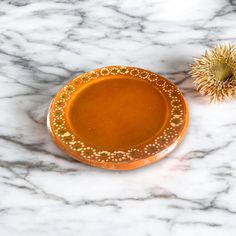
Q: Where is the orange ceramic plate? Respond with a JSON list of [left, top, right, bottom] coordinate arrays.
[[47, 66, 189, 170]]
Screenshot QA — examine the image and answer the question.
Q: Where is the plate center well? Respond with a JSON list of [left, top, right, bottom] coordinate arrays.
[[67, 77, 168, 150]]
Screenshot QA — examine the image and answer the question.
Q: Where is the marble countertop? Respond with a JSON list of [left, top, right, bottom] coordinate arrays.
[[1, 0, 236, 235]]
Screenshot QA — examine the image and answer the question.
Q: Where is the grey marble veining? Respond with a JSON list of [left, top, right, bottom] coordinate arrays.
[[0, 0, 236, 235]]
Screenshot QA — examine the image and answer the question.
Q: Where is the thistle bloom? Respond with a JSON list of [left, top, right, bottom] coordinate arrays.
[[190, 44, 236, 102]]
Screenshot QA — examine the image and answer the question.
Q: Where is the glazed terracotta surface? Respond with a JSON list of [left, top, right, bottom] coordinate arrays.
[[48, 66, 189, 170]]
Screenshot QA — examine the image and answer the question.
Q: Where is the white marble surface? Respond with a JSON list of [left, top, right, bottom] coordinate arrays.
[[0, 0, 236, 235]]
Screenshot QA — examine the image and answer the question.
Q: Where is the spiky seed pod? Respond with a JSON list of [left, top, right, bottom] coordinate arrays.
[[190, 44, 236, 102]]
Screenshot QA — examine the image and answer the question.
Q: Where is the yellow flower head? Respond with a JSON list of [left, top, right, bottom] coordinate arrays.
[[190, 44, 236, 102]]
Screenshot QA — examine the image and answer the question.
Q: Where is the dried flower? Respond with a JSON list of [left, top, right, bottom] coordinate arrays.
[[190, 44, 236, 102]]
